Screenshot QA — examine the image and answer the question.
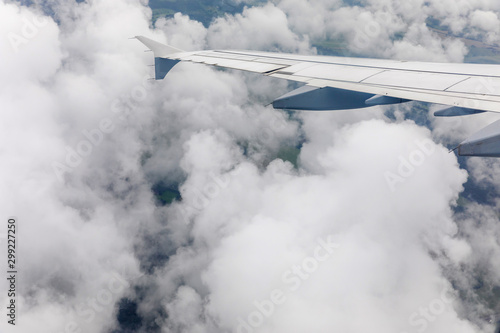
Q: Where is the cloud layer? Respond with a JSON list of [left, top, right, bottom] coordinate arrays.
[[1, 0, 500, 332]]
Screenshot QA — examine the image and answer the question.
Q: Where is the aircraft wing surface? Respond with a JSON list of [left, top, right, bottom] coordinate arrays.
[[136, 35, 500, 157]]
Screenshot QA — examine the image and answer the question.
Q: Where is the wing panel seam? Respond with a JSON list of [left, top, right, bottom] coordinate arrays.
[[209, 51, 500, 78], [444, 77, 472, 92], [358, 69, 389, 83]]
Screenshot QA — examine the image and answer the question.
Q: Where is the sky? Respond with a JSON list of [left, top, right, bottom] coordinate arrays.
[[1, 0, 500, 332]]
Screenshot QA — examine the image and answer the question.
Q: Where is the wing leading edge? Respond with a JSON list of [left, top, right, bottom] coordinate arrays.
[[135, 35, 500, 157]]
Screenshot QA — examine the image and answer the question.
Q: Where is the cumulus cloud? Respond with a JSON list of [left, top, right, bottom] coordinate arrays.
[[156, 13, 207, 51], [207, 3, 311, 53], [470, 10, 500, 32], [195, 119, 472, 333], [1, 0, 500, 333]]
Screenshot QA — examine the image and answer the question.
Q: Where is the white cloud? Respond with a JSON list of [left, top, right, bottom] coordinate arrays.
[[156, 13, 207, 51], [207, 3, 311, 53], [470, 10, 500, 32], [0, 2, 61, 82], [169, 119, 473, 332]]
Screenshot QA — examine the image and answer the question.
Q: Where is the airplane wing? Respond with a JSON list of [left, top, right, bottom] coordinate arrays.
[[135, 35, 500, 157]]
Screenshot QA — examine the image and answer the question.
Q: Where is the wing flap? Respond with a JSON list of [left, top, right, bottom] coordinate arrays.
[[292, 64, 385, 83], [361, 70, 467, 91], [173, 51, 290, 73], [447, 77, 500, 96]]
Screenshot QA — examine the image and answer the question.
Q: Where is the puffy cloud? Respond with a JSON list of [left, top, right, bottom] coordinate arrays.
[[0, 1, 61, 82], [271, 0, 343, 39], [468, 10, 500, 44], [207, 3, 311, 53], [263, 0, 469, 61], [470, 10, 500, 32], [156, 13, 207, 51], [156, 118, 473, 333]]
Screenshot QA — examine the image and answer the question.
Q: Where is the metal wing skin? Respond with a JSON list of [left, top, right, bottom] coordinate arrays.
[[135, 35, 500, 157]]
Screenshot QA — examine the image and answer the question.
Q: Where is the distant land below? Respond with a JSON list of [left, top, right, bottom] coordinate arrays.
[[430, 27, 500, 64], [148, 2, 500, 64], [149, 0, 263, 26]]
